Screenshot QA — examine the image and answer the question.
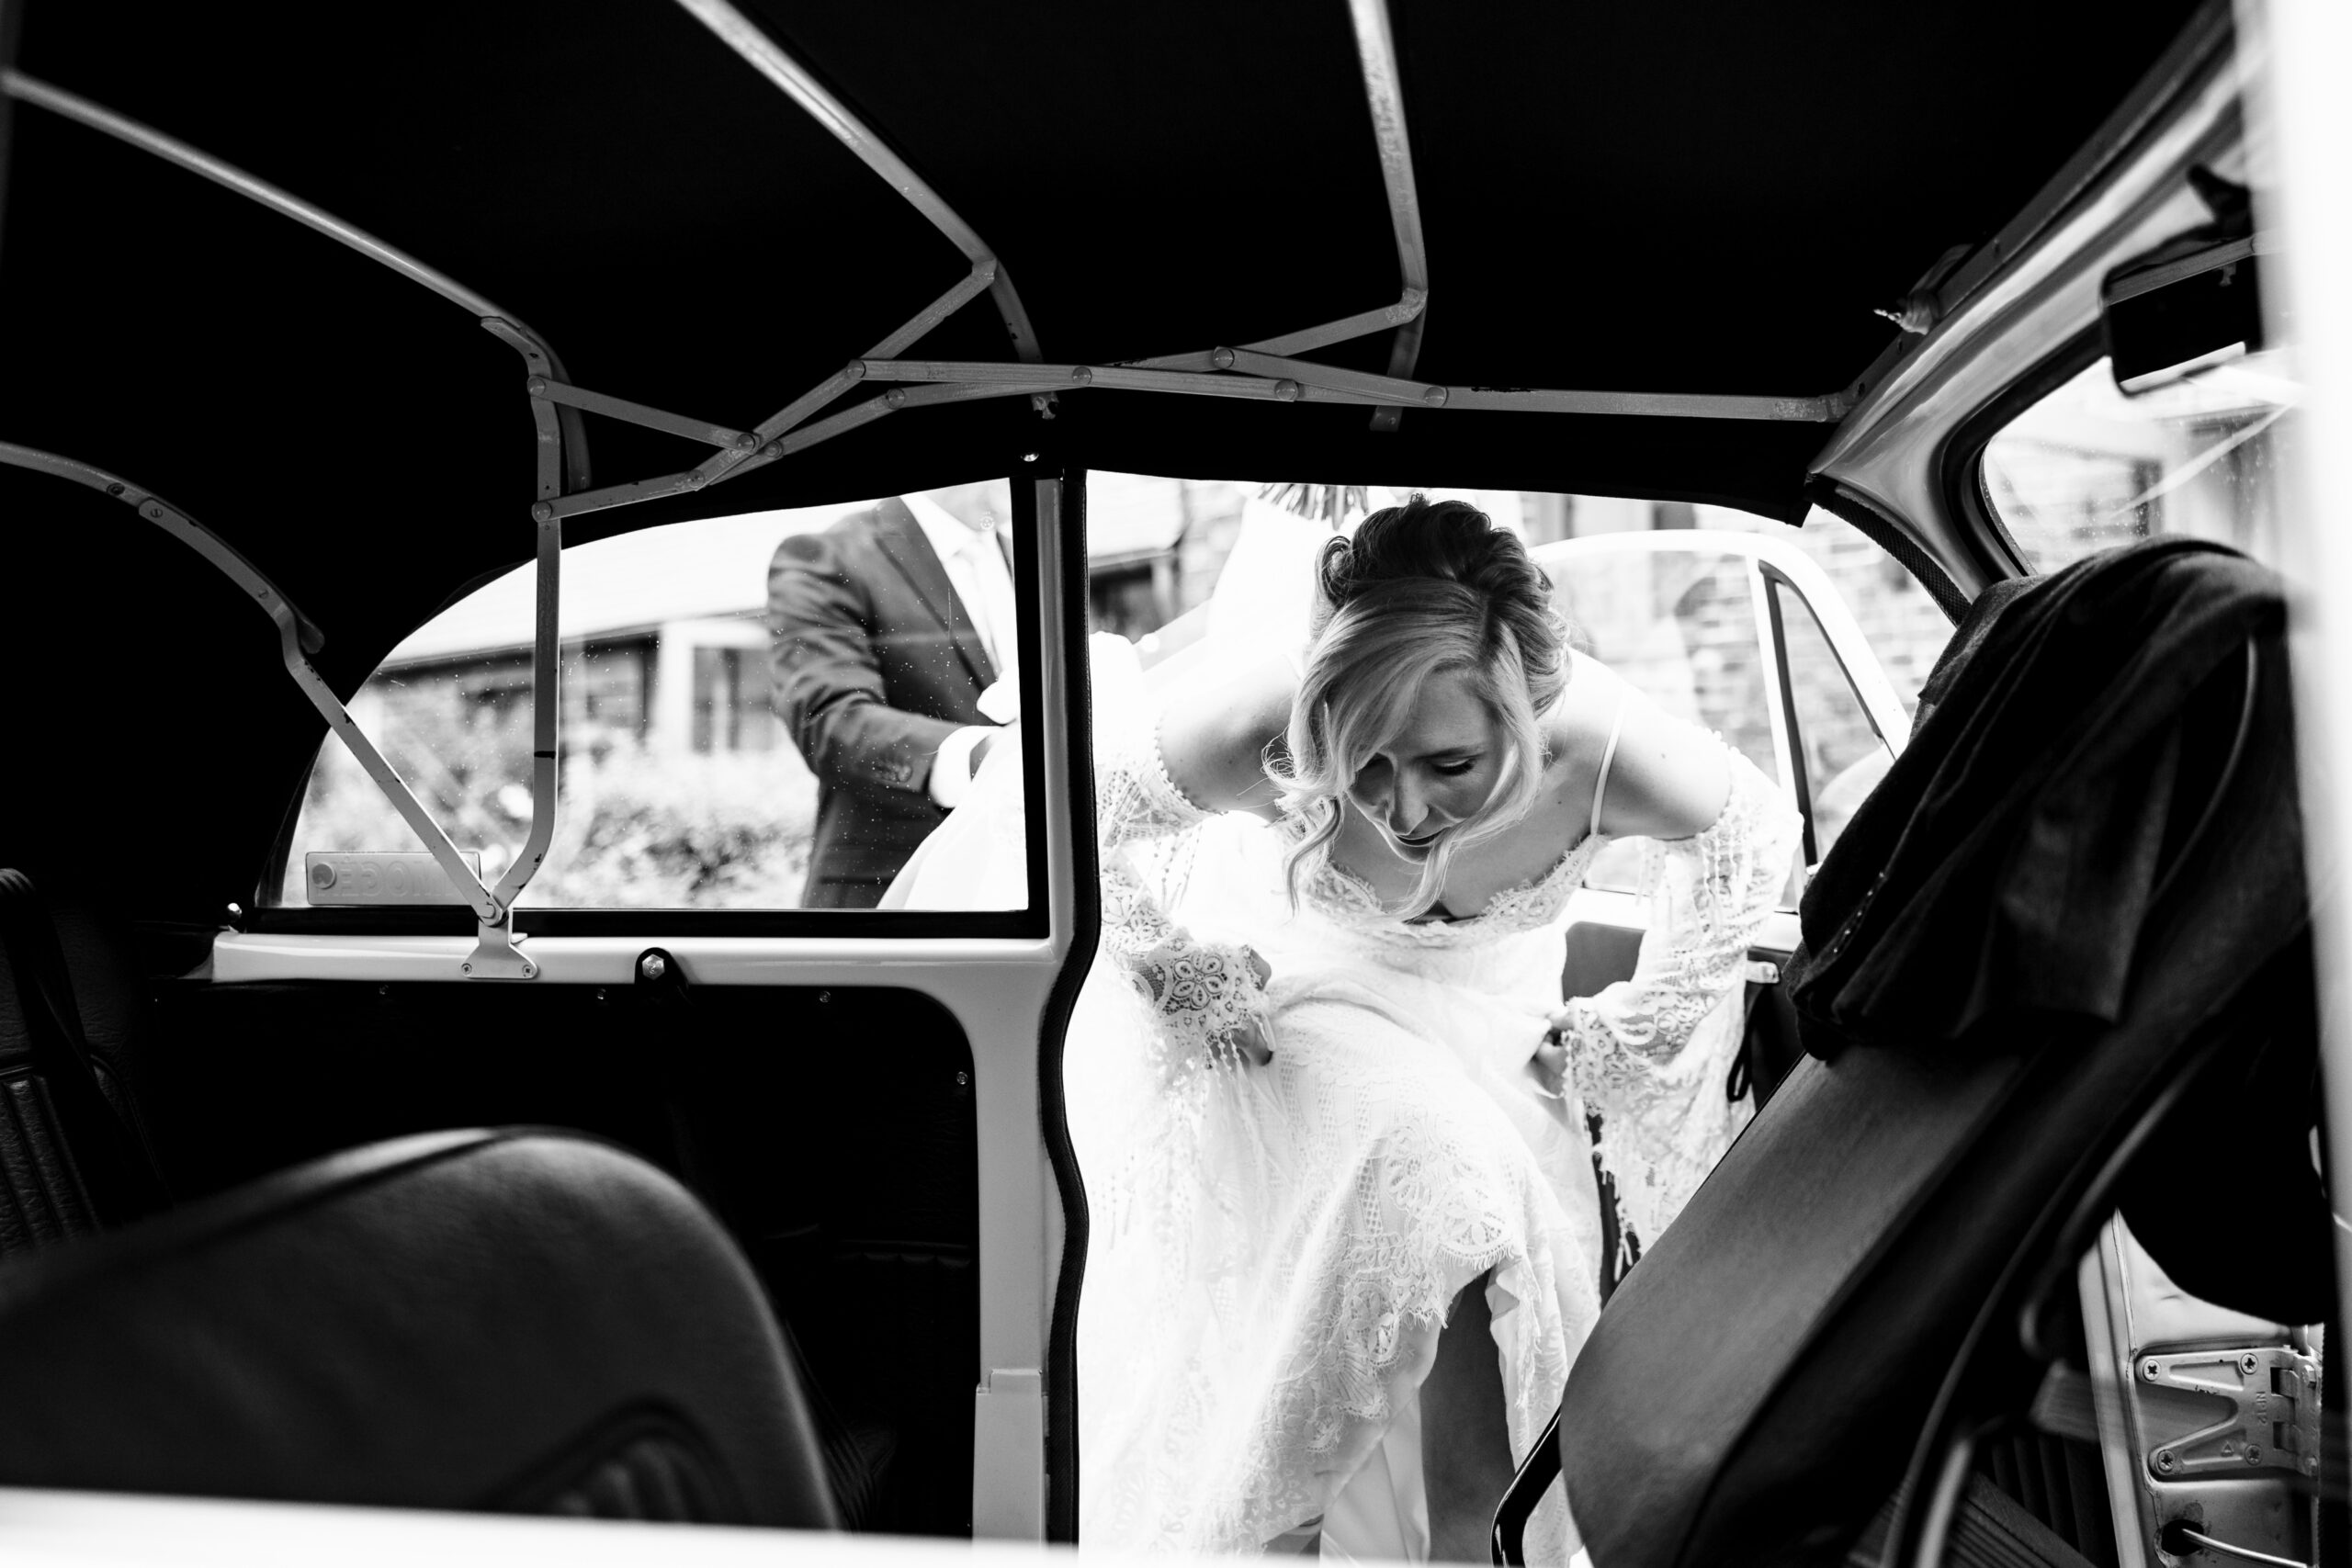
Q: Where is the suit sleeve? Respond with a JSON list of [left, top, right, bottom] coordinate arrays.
[[767, 531, 961, 800]]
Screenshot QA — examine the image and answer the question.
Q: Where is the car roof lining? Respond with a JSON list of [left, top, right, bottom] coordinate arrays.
[[5, 3, 1850, 547]]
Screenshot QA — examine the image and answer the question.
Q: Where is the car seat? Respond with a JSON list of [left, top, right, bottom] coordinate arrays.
[[0, 867, 171, 1248], [0, 1127, 839, 1528], [1497, 545, 2317, 1567]]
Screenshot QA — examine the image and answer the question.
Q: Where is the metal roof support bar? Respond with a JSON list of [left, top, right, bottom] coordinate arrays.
[[853, 357, 1842, 423], [0, 0, 20, 265], [1122, 292, 1429, 372], [701, 377, 1073, 487], [1113, 0, 1430, 395], [690, 260, 1001, 489], [1249, 291, 1428, 360], [605, 365, 1840, 502], [475, 345, 574, 979], [528, 377, 757, 452], [546, 262, 1011, 517], [0, 73, 576, 951], [469, 498, 559, 979], [0, 70, 586, 446], [1221, 347, 1442, 405], [4, 71, 505, 317], [670, 0, 1043, 366], [1345, 0, 1431, 432], [0, 443, 514, 943]]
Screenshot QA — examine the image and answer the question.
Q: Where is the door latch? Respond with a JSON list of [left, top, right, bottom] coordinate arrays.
[[2139, 1346, 2321, 1480]]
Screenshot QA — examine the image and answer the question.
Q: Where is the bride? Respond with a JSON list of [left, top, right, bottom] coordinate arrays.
[[903, 495, 1798, 1561]]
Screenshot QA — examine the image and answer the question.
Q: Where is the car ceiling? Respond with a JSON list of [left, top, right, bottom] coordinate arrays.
[[0, 0, 2205, 913]]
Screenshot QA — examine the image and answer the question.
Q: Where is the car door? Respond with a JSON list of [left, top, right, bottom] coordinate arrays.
[[1533, 529, 1915, 1275], [191, 468, 1088, 1542]]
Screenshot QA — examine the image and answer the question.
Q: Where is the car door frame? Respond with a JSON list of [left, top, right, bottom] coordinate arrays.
[[207, 469, 1093, 1543]]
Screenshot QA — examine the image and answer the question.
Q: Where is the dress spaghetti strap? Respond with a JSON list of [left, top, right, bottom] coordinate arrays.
[[1590, 688, 1630, 840]]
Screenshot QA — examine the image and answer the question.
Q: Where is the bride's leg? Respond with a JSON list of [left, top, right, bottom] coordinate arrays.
[[1420, 1270, 1518, 1562]]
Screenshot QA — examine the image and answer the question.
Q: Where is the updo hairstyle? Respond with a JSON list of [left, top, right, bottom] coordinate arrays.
[[1272, 495, 1569, 916]]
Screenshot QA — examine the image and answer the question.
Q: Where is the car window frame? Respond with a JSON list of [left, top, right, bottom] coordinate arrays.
[[246, 468, 1059, 942]]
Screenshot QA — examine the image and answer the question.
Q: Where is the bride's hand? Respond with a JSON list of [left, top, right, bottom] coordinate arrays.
[[1532, 1020, 1569, 1100], [1225, 947, 1275, 1066]]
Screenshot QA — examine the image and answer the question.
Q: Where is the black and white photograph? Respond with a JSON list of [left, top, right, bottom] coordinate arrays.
[[0, 2, 2348, 1566]]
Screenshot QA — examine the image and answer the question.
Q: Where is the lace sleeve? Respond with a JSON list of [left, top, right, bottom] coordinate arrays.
[[1558, 748, 1801, 1240], [1095, 694, 1272, 1074]]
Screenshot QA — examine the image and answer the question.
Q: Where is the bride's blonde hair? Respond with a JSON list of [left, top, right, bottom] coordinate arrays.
[[1270, 496, 1569, 918]]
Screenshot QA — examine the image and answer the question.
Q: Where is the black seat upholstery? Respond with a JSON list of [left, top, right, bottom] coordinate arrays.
[[1537, 545, 2314, 1567], [0, 1127, 839, 1529], [0, 868, 169, 1249]]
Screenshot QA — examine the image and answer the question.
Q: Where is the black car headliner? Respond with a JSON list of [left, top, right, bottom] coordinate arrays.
[[0, 0, 2204, 911]]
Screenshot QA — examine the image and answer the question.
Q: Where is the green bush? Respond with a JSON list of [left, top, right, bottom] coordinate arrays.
[[286, 715, 820, 909]]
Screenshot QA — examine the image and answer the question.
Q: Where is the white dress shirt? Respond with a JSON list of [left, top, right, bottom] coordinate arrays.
[[906, 493, 1017, 807]]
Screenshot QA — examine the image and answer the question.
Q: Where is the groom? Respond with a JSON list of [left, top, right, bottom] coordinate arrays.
[[766, 484, 1018, 908]]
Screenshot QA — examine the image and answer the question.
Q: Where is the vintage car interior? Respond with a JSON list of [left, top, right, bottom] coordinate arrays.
[[0, 0, 2339, 1564]]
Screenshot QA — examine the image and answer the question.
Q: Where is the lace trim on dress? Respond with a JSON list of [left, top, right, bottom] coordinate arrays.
[[1096, 711, 1273, 1073], [1555, 746, 1802, 1240], [1278, 805, 1605, 947]]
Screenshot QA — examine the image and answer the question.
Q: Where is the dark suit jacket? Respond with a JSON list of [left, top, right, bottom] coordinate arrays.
[[766, 499, 1000, 899]]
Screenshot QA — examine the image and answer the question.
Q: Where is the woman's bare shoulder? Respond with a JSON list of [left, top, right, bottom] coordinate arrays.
[[1548, 650, 1732, 840], [1146, 643, 1293, 815]]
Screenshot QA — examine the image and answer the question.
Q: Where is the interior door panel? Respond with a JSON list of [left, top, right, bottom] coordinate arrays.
[[144, 976, 980, 1535]]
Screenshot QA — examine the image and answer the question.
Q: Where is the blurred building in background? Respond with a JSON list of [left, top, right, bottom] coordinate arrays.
[[288, 476, 1957, 909], [1087, 478, 1951, 713]]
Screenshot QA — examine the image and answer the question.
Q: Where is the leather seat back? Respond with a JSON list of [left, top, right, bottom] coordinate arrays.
[[0, 1128, 838, 1529], [1557, 630, 2308, 1567]]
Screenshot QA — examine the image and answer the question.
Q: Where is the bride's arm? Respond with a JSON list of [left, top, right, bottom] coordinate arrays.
[[1141, 643, 1295, 819], [1540, 668, 1804, 1234], [1555, 650, 1737, 841], [1093, 640, 1279, 1068]]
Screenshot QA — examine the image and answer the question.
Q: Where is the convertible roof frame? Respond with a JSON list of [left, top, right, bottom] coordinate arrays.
[[671, 0, 1045, 367], [0, 1, 1855, 967], [593, 0, 1847, 514], [4, 3, 1851, 532], [1, 67, 569, 970], [1349, 0, 1428, 432], [0, 442, 524, 946]]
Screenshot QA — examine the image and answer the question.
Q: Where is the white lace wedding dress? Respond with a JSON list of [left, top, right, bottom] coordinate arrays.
[[899, 632, 1798, 1561]]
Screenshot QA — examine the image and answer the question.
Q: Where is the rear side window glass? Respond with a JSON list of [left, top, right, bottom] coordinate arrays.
[[1980, 350, 2296, 573], [276, 489, 1032, 912]]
